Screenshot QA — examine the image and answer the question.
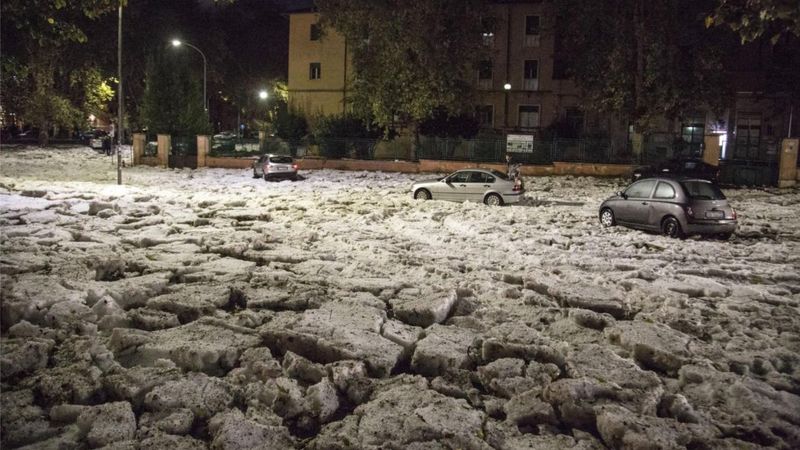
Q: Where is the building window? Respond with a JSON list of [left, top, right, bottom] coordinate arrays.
[[481, 17, 496, 46], [476, 105, 494, 128], [310, 23, 321, 41], [477, 60, 492, 89], [309, 62, 321, 80], [524, 16, 540, 47], [523, 60, 538, 91], [681, 116, 705, 157], [519, 105, 540, 128], [734, 113, 761, 159], [564, 108, 584, 137]]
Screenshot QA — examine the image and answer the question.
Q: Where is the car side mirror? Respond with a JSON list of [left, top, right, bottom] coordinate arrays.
[[616, 191, 627, 199]]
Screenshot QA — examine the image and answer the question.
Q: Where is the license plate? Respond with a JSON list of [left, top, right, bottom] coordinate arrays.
[[705, 210, 724, 219]]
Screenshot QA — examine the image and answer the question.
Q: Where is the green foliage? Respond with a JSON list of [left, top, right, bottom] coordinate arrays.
[[556, 0, 731, 132], [72, 67, 115, 118], [707, 0, 800, 44], [273, 103, 308, 141], [312, 114, 380, 159], [419, 109, 480, 139], [1, 0, 121, 145], [140, 51, 210, 136], [316, 0, 489, 131]]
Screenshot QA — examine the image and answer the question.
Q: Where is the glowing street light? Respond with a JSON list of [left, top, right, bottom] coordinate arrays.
[[171, 39, 207, 113], [258, 90, 268, 100], [503, 83, 512, 127]]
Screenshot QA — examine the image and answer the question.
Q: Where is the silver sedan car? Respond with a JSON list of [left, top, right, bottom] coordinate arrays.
[[411, 169, 523, 206], [599, 177, 737, 239]]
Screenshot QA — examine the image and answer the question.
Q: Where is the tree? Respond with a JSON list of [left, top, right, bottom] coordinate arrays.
[[555, 0, 733, 133], [0, 0, 121, 145], [315, 0, 489, 135], [706, 0, 800, 44], [139, 50, 210, 136]]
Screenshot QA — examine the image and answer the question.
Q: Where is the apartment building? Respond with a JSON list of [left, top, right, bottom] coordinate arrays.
[[287, 12, 351, 117], [286, 1, 585, 134], [286, 3, 796, 170]]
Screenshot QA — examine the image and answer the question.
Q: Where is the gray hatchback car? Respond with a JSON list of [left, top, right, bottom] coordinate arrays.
[[253, 154, 298, 181], [599, 177, 737, 239]]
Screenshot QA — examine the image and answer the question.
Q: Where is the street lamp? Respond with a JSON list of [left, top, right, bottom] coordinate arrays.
[[171, 39, 207, 114], [503, 83, 511, 128], [258, 90, 268, 100]]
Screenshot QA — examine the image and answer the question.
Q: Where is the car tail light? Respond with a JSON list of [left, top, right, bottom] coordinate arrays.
[[292, 164, 298, 170], [731, 208, 736, 220], [265, 165, 272, 172], [513, 180, 522, 191], [685, 206, 694, 218]]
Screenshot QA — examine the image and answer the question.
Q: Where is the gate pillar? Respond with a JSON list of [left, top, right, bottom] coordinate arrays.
[[703, 135, 721, 166], [779, 138, 798, 188], [132, 133, 145, 165], [157, 134, 170, 168], [197, 135, 209, 168]]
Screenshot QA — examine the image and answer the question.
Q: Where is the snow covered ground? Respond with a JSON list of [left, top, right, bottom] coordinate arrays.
[[1, 145, 799, 449]]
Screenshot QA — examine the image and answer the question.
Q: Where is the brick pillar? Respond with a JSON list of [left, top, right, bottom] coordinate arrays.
[[157, 134, 170, 168], [778, 138, 798, 188], [132, 133, 145, 165], [197, 135, 209, 168], [703, 135, 721, 166]]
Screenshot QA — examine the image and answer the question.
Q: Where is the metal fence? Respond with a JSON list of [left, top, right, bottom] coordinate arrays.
[[418, 136, 631, 165]]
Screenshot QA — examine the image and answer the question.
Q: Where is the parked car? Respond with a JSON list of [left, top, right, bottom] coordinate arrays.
[[632, 158, 720, 183], [253, 154, 298, 181], [411, 169, 524, 206], [599, 177, 736, 239], [213, 131, 236, 140], [88, 130, 109, 150]]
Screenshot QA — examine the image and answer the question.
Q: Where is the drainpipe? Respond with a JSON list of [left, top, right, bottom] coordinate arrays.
[[343, 39, 348, 115]]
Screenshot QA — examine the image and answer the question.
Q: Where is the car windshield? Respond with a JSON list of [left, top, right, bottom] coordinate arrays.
[[680, 181, 726, 200], [490, 169, 509, 180], [268, 156, 293, 164]]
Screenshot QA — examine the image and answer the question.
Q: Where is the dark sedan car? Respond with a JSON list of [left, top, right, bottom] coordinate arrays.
[[599, 177, 736, 239], [632, 158, 720, 183]]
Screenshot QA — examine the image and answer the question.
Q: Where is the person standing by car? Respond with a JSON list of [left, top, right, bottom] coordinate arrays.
[[506, 153, 521, 180], [106, 123, 115, 156]]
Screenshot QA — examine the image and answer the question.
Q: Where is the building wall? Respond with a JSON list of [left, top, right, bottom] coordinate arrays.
[[287, 13, 350, 117], [286, 2, 582, 133], [477, 1, 581, 133]]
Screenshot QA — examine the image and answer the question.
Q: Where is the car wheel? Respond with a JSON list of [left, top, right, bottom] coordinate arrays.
[[484, 193, 503, 206], [716, 232, 733, 240], [291, 175, 298, 181], [661, 216, 684, 239], [414, 189, 431, 200], [263, 174, 271, 182], [599, 208, 616, 227]]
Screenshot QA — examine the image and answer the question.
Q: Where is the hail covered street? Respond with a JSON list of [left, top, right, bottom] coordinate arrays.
[[1, 146, 799, 449]]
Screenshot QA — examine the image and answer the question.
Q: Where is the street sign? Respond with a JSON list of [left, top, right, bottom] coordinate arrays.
[[507, 134, 534, 153]]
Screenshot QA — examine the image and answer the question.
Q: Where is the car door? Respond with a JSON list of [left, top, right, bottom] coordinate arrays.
[[441, 171, 471, 201], [616, 179, 656, 225], [648, 181, 678, 229], [463, 171, 492, 202]]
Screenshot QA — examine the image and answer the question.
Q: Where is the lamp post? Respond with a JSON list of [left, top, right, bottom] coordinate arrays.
[[258, 90, 269, 147], [117, 2, 123, 185], [503, 83, 511, 128], [171, 39, 207, 114]]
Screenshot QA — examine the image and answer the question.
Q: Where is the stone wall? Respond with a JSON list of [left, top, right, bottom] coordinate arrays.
[[146, 153, 634, 178]]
